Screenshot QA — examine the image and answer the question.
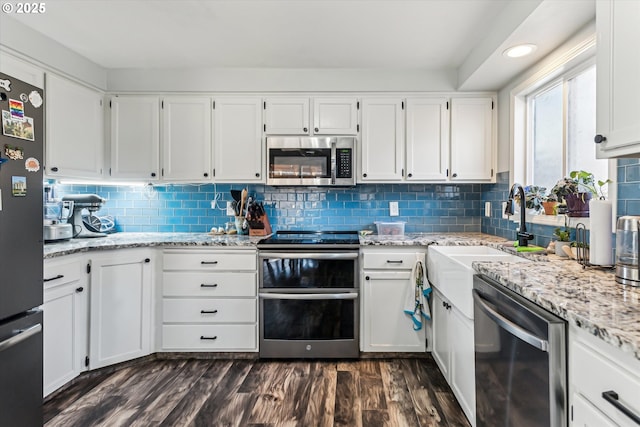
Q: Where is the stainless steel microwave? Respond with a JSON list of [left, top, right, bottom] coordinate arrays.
[[266, 136, 356, 186]]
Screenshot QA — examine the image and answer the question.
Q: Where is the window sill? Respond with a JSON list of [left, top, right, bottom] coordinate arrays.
[[507, 213, 591, 229]]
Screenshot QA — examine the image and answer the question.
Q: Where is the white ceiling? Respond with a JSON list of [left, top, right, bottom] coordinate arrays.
[[5, 0, 595, 90]]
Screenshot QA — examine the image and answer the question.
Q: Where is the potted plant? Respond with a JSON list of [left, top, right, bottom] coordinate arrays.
[[541, 193, 558, 215], [514, 185, 546, 214], [551, 171, 611, 217], [553, 226, 572, 257]]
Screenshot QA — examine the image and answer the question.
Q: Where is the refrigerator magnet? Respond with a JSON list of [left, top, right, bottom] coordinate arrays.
[[2, 111, 35, 141], [9, 99, 25, 121], [5, 144, 24, 160], [25, 157, 39, 172], [0, 78, 10, 91], [11, 176, 27, 197], [20, 93, 28, 102], [28, 91, 42, 108]]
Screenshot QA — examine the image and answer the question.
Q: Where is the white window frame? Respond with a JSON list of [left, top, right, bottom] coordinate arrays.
[[509, 38, 617, 232]]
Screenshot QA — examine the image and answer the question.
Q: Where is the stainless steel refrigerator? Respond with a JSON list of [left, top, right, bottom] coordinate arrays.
[[0, 72, 44, 426]]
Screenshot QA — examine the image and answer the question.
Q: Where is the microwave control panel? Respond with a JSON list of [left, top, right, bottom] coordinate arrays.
[[336, 149, 353, 178]]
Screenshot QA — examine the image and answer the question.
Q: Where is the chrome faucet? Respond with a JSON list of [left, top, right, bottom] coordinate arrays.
[[504, 183, 534, 247]]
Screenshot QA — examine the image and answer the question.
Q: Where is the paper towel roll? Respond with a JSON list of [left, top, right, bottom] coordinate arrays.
[[589, 199, 613, 266]]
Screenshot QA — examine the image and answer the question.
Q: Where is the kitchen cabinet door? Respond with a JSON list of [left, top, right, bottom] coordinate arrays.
[[361, 271, 425, 352], [213, 97, 263, 182], [264, 97, 310, 135], [405, 98, 449, 181], [450, 97, 495, 182], [360, 98, 404, 182], [595, 0, 640, 158], [110, 96, 160, 181], [432, 290, 451, 379], [46, 73, 104, 179], [449, 305, 476, 426], [43, 256, 88, 397], [162, 97, 212, 181], [312, 97, 358, 135], [89, 250, 153, 369]]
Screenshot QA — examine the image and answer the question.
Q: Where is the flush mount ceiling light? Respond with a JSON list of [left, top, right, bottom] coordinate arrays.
[[503, 44, 537, 58]]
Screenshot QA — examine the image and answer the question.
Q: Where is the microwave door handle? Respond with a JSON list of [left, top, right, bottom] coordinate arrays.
[[331, 140, 336, 185]]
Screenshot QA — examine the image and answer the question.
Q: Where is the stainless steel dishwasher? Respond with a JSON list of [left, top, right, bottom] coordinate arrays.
[[473, 275, 567, 427]]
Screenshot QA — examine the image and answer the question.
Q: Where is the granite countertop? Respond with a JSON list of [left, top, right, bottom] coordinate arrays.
[[44, 231, 640, 361], [44, 232, 264, 258]]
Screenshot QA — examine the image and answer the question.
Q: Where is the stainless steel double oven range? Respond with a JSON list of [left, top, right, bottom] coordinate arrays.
[[257, 231, 360, 358]]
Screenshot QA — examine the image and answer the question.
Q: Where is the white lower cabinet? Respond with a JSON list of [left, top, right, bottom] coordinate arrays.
[[432, 289, 475, 426], [161, 248, 258, 352], [361, 248, 426, 352], [89, 249, 154, 369], [43, 255, 89, 397], [569, 325, 640, 427]]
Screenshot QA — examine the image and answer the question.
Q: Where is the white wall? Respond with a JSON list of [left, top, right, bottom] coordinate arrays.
[[495, 20, 596, 173], [106, 67, 458, 93], [0, 16, 107, 89]]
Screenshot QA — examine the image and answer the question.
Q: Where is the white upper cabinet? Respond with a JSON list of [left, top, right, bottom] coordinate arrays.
[[312, 97, 358, 135], [449, 97, 494, 181], [406, 98, 450, 181], [213, 97, 263, 182], [595, 0, 640, 158], [360, 98, 404, 181], [264, 97, 310, 135], [161, 97, 212, 182], [109, 96, 160, 181], [46, 73, 104, 179]]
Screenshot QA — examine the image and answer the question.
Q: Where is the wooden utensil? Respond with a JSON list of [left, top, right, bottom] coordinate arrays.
[[239, 188, 247, 217]]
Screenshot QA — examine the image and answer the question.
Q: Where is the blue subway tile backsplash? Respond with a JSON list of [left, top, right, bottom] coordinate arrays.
[[54, 159, 639, 237]]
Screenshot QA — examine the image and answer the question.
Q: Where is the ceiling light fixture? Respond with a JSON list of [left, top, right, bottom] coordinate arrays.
[[503, 44, 537, 58]]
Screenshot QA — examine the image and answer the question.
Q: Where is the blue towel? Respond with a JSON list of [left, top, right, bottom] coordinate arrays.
[[403, 255, 431, 331]]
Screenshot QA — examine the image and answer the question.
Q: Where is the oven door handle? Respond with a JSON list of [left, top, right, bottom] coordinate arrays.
[[259, 292, 358, 300], [472, 290, 549, 352], [259, 252, 358, 260]]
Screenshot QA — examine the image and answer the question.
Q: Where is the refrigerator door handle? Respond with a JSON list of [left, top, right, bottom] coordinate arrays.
[[0, 324, 42, 353]]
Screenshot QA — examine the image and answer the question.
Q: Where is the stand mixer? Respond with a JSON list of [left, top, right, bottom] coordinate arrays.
[[62, 194, 107, 238]]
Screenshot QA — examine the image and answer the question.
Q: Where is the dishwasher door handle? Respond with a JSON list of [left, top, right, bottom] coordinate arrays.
[[472, 289, 549, 352]]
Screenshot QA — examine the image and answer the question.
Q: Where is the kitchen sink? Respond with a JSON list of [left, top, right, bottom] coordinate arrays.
[[427, 246, 530, 318]]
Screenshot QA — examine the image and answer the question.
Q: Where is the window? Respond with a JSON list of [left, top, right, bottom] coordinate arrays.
[[526, 63, 607, 195]]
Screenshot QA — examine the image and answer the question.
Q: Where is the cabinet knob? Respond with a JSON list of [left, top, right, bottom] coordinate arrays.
[[363, 173, 368, 178], [303, 127, 308, 133], [255, 172, 260, 178], [204, 172, 209, 177], [151, 172, 156, 177], [452, 173, 458, 178], [365, 276, 370, 281], [407, 173, 413, 178], [144, 258, 150, 263], [594, 134, 607, 144], [75, 287, 84, 293], [314, 127, 319, 132], [50, 167, 59, 172]]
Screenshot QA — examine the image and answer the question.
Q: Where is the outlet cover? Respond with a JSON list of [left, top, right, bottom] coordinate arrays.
[[484, 201, 491, 217], [226, 201, 235, 216], [501, 201, 508, 219], [389, 202, 399, 216]]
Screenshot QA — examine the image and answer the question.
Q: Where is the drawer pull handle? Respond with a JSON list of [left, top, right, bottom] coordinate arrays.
[[44, 274, 64, 282], [201, 261, 218, 265], [386, 260, 403, 264], [200, 310, 218, 314], [602, 390, 640, 424], [200, 284, 218, 288], [200, 336, 218, 340]]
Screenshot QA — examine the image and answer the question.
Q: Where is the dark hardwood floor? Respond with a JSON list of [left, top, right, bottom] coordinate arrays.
[[44, 355, 471, 427]]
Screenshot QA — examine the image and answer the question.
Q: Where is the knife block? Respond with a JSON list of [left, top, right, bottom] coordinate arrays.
[[248, 212, 272, 236]]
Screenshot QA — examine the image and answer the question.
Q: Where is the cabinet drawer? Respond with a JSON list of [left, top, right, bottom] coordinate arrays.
[[163, 251, 256, 271], [44, 258, 83, 288], [362, 252, 422, 270], [571, 339, 640, 426], [162, 324, 257, 350], [163, 272, 256, 297], [163, 298, 256, 323]]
